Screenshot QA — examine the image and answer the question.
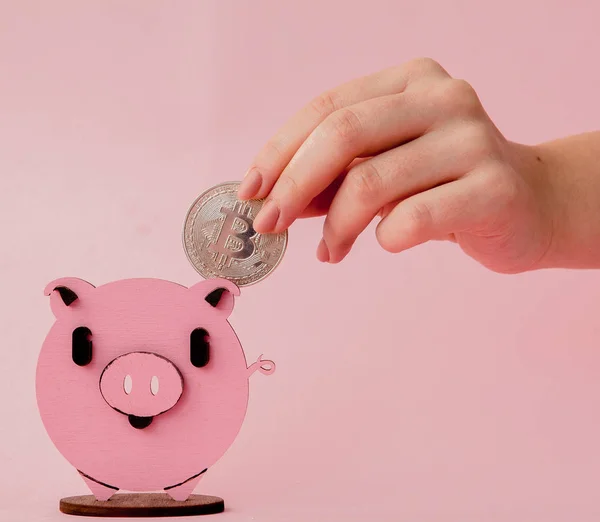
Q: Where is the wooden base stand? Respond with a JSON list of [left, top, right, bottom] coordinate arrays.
[[59, 493, 225, 517]]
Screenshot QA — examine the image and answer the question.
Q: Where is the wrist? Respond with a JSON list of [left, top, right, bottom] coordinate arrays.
[[531, 133, 600, 269], [528, 141, 569, 270]]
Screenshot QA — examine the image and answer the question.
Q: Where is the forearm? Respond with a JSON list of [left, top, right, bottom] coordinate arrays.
[[532, 131, 600, 269]]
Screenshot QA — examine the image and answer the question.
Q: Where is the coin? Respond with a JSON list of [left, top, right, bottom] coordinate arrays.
[[183, 181, 288, 287]]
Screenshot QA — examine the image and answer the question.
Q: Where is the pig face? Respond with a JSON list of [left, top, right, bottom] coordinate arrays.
[[36, 277, 264, 494]]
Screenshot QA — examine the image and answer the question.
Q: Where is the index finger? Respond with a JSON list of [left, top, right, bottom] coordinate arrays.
[[237, 58, 449, 202]]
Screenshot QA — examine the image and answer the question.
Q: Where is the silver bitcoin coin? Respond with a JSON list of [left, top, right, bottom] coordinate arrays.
[[183, 181, 288, 286]]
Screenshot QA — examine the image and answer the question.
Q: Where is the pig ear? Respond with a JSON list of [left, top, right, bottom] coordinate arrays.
[[44, 277, 96, 318], [190, 279, 240, 317]]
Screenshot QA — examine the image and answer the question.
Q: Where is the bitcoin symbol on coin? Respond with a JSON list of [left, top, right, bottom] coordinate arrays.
[[183, 182, 288, 286], [209, 203, 256, 268]]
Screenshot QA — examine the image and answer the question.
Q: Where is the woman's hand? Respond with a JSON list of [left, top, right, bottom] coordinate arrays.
[[238, 57, 559, 274]]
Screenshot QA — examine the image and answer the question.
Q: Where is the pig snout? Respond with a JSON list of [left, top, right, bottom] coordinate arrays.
[[99, 352, 183, 429]]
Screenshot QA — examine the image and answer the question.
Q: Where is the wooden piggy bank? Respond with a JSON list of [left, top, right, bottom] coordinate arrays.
[[36, 277, 275, 502]]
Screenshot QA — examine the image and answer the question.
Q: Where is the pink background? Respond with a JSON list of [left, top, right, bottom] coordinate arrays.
[[1, 1, 600, 520]]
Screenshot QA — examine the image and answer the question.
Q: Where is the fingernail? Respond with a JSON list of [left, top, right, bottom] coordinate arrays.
[[316, 238, 330, 262], [238, 168, 262, 200], [253, 199, 280, 233]]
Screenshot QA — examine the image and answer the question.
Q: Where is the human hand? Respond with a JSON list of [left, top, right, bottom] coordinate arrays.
[[237, 58, 557, 274]]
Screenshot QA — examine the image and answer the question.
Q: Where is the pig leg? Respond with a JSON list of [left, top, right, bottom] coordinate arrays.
[[79, 471, 118, 501], [164, 469, 207, 501]]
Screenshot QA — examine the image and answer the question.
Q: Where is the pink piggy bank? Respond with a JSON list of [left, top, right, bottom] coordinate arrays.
[[36, 277, 275, 502]]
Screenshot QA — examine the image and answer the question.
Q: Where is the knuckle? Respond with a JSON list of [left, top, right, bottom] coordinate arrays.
[[480, 163, 520, 210], [262, 138, 285, 163], [278, 175, 304, 199], [309, 90, 341, 119], [347, 161, 383, 201], [406, 56, 446, 76], [461, 122, 500, 161], [435, 78, 481, 115], [376, 200, 434, 254], [404, 201, 434, 236], [452, 78, 478, 98], [326, 108, 363, 145]]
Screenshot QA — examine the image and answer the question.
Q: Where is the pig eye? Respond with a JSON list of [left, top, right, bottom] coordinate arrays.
[[190, 328, 210, 368], [72, 326, 92, 366]]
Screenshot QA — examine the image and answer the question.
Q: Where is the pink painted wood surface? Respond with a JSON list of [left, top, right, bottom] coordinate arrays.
[[36, 277, 275, 500]]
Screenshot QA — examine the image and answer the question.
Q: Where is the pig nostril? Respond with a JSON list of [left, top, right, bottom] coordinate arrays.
[[150, 376, 159, 396], [123, 374, 133, 395]]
